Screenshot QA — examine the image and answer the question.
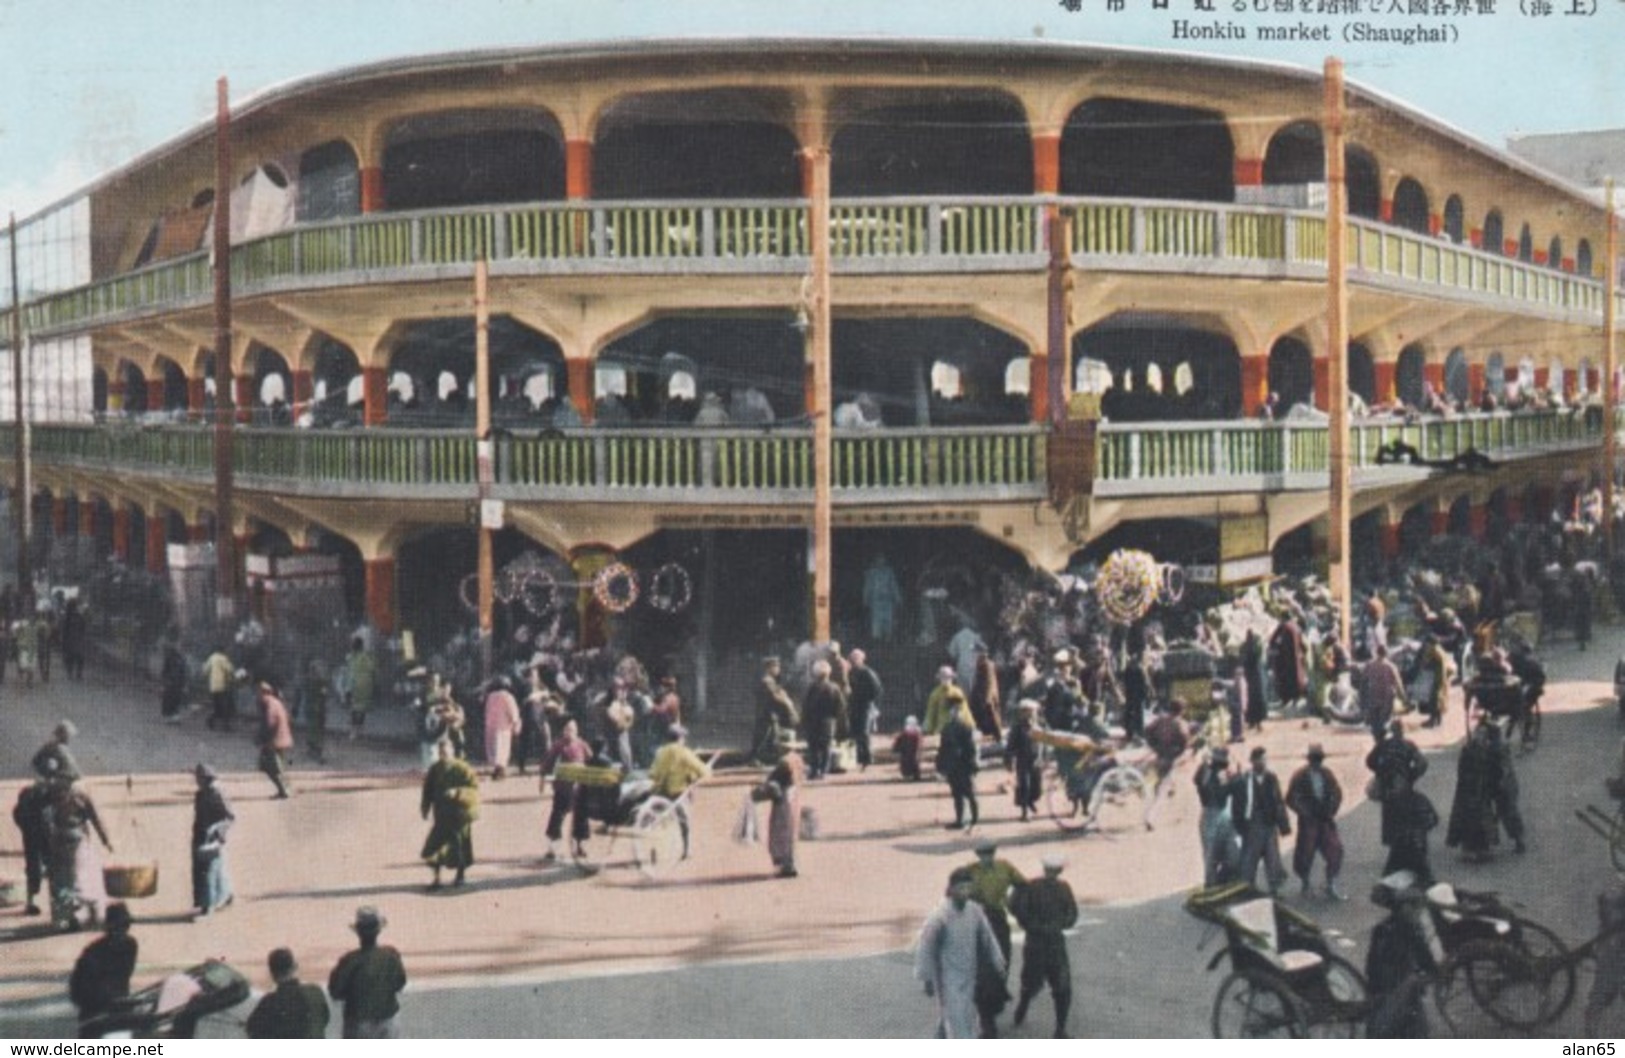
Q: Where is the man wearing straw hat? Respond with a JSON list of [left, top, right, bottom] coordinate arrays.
[[328, 906, 407, 1039]]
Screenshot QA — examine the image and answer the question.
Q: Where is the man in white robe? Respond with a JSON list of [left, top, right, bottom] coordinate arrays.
[[916, 869, 1006, 1038]]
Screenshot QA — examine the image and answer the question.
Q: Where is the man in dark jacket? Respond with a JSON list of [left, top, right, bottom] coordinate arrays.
[[846, 648, 883, 770], [1229, 746, 1291, 894], [69, 902, 137, 1035], [1286, 744, 1346, 899], [247, 948, 330, 1039], [12, 780, 50, 915], [800, 659, 848, 780], [328, 906, 407, 1039], [937, 707, 981, 830], [1010, 854, 1079, 1038]]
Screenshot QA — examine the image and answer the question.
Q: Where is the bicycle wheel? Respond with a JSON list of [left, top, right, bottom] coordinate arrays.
[[629, 796, 685, 878], [1085, 765, 1148, 833], [1046, 765, 1090, 832], [1510, 918, 1576, 1027], [1211, 970, 1308, 1038], [1436, 940, 1541, 1035]]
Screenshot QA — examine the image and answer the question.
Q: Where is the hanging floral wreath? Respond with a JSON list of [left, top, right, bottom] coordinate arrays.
[[1094, 549, 1161, 626], [646, 562, 694, 614], [592, 561, 640, 613]]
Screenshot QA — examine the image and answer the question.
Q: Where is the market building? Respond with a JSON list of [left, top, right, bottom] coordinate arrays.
[[0, 38, 1617, 712]]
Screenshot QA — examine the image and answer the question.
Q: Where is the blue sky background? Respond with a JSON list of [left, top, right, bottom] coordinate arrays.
[[2, 0, 1622, 217]]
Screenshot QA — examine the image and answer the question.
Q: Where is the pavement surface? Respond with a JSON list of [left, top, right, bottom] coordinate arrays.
[[1, 631, 1623, 1038]]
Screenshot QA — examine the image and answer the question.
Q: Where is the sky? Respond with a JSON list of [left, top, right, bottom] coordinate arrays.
[[2, 0, 1623, 219]]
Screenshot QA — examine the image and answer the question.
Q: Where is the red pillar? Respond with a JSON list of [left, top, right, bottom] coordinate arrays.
[[1468, 505, 1488, 540], [565, 140, 593, 200], [111, 508, 131, 562], [1033, 134, 1062, 195], [291, 369, 313, 419], [234, 377, 253, 423], [1233, 157, 1264, 189], [1312, 356, 1330, 410], [1534, 367, 1550, 391], [1373, 361, 1397, 404], [565, 359, 595, 424], [1467, 363, 1485, 404], [360, 167, 386, 214], [1240, 355, 1269, 415], [362, 367, 388, 426], [1423, 363, 1444, 394], [78, 503, 96, 538], [187, 376, 207, 419], [145, 515, 167, 574], [51, 498, 68, 535], [364, 557, 396, 635], [1030, 353, 1049, 423], [1380, 523, 1401, 559], [146, 379, 165, 412]]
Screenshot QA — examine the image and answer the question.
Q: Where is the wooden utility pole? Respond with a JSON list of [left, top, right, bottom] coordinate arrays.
[[212, 77, 237, 624], [1324, 57, 1352, 647], [9, 213, 30, 598], [475, 257, 495, 680], [804, 146, 833, 642], [1605, 180, 1618, 561], [1047, 207, 1071, 427]]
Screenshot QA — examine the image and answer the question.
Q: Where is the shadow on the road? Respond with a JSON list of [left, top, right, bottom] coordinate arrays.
[[0, 923, 62, 946]]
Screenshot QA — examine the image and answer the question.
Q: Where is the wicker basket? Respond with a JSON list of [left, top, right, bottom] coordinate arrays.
[[103, 862, 159, 899], [555, 763, 623, 788]]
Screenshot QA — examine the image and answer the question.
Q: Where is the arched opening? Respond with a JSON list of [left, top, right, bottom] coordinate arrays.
[[307, 338, 362, 428], [1443, 195, 1465, 244], [1487, 352, 1506, 399], [156, 357, 189, 414], [1061, 98, 1234, 202], [1518, 223, 1534, 263], [831, 93, 1032, 196], [382, 109, 565, 212], [1271, 524, 1316, 578], [1348, 342, 1376, 406], [1448, 496, 1473, 537], [1267, 336, 1314, 411], [596, 317, 804, 425], [386, 316, 566, 428], [297, 140, 361, 222], [1398, 504, 1431, 556], [117, 362, 148, 416], [1262, 121, 1322, 185], [1346, 147, 1380, 220], [1444, 348, 1469, 405], [1072, 315, 1241, 422], [250, 345, 292, 426], [1396, 343, 1427, 409], [835, 318, 1030, 426], [1579, 239, 1594, 277], [1350, 510, 1385, 588], [1483, 210, 1505, 255], [1548, 235, 1564, 271], [595, 90, 801, 199], [1391, 177, 1430, 235]]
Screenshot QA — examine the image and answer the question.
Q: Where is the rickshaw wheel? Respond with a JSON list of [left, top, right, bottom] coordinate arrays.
[[1211, 970, 1308, 1038], [1435, 940, 1541, 1035], [1085, 765, 1148, 832], [629, 796, 685, 878], [1305, 953, 1370, 1038], [1507, 919, 1575, 1027]]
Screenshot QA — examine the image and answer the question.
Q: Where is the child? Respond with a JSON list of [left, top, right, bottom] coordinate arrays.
[[892, 715, 923, 781]]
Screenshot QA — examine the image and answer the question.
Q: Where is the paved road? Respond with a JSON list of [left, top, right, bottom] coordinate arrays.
[[2, 632, 1623, 1037]]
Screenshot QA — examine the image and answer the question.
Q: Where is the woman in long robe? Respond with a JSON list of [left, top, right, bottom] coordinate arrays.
[[482, 679, 522, 780], [420, 740, 480, 889], [1446, 722, 1499, 859], [763, 751, 804, 878]]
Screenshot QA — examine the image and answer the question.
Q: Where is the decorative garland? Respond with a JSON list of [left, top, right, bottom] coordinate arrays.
[[592, 561, 640, 613], [1159, 563, 1186, 607], [1095, 549, 1161, 626], [646, 562, 693, 614]]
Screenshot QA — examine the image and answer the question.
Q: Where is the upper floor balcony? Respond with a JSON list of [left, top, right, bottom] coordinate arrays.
[[19, 195, 1624, 341], [0, 406, 1602, 507]]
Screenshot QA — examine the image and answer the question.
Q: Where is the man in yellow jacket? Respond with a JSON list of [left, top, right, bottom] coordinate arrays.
[[648, 724, 710, 859]]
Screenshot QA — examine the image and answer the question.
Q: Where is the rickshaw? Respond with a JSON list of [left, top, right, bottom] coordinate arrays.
[[80, 959, 252, 1039], [1031, 727, 1149, 833], [557, 755, 713, 877], [1184, 882, 1370, 1037]]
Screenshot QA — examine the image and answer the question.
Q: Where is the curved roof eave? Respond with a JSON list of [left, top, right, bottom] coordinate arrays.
[[17, 35, 1603, 224]]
